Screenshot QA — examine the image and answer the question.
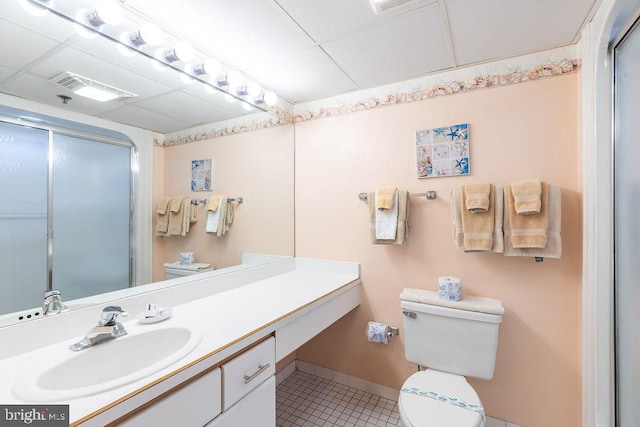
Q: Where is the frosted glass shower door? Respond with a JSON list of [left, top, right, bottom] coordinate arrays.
[[614, 17, 640, 427], [51, 133, 131, 300], [0, 122, 48, 314]]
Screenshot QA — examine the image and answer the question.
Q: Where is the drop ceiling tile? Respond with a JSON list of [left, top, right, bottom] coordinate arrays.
[[276, 0, 438, 43], [321, 4, 453, 89], [98, 104, 192, 133], [245, 45, 358, 103], [447, 0, 597, 65], [0, 18, 62, 70], [132, 90, 241, 125], [0, 65, 17, 84], [3, 1, 76, 42]]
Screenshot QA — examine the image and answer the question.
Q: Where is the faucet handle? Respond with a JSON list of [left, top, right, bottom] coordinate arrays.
[[99, 305, 128, 326]]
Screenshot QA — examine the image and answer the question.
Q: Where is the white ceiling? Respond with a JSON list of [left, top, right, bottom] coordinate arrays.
[[0, 0, 599, 134]]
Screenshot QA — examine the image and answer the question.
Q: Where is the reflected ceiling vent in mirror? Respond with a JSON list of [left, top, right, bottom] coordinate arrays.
[[369, 0, 432, 15], [50, 71, 138, 102]]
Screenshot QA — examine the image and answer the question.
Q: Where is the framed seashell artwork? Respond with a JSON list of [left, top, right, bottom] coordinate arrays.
[[416, 123, 469, 178]]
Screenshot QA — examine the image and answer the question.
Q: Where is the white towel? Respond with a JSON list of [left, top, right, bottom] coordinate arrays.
[[164, 261, 213, 271], [206, 197, 222, 233], [400, 288, 505, 315], [375, 190, 398, 239]]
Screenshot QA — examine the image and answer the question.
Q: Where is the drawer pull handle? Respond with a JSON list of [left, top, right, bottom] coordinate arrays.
[[243, 363, 271, 384]]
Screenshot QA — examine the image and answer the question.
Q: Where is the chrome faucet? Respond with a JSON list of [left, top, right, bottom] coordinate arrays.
[[69, 306, 128, 352], [42, 289, 68, 316]]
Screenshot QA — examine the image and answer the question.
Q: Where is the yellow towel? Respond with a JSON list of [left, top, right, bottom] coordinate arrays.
[[511, 179, 542, 215], [452, 186, 504, 253], [461, 185, 495, 251], [464, 183, 491, 213], [508, 182, 548, 248], [375, 187, 397, 210], [180, 198, 191, 236], [156, 197, 172, 215], [369, 190, 410, 244], [155, 197, 172, 234], [207, 195, 223, 211], [168, 196, 185, 236], [504, 184, 561, 258]]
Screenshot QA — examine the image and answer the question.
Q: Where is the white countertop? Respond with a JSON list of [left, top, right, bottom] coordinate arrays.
[[0, 257, 360, 426]]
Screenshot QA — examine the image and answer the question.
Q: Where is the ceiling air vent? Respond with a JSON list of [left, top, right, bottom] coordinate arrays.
[[50, 71, 137, 102], [369, 0, 431, 15]]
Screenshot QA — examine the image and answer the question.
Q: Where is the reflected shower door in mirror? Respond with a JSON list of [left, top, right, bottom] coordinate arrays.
[[0, 120, 134, 316]]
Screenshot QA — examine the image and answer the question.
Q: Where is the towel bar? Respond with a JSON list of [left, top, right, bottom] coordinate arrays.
[[191, 197, 243, 205], [358, 191, 437, 200]]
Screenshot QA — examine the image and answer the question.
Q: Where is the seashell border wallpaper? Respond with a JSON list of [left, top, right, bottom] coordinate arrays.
[[160, 45, 579, 147]]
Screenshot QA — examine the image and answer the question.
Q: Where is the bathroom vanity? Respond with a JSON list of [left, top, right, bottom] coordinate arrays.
[[0, 257, 361, 426]]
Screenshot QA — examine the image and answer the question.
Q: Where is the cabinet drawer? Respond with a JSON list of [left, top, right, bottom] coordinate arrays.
[[119, 367, 221, 427], [222, 337, 275, 410]]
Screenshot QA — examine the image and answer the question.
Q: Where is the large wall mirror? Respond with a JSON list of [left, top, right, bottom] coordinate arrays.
[[0, 0, 294, 327]]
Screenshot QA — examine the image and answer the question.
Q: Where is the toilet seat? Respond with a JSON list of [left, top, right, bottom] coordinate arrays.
[[398, 369, 484, 427]]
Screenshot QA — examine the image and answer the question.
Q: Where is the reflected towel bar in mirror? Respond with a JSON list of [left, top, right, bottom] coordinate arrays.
[[191, 197, 244, 205]]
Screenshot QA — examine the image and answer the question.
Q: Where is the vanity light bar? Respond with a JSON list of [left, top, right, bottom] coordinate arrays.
[[22, 0, 278, 110]]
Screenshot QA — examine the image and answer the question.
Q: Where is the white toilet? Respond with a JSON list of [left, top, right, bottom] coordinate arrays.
[[399, 290, 504, 427]]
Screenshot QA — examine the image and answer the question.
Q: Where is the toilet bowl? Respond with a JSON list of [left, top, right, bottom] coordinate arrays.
[[398, 370, 484, 427], [399, 289, 504, 427]]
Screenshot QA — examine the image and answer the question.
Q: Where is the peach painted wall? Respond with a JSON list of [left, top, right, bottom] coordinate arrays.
[[152, 125, 295, 281], [294, 74, 581, 427]]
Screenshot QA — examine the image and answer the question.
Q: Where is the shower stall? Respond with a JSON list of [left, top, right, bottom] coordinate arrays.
[[0, 117, 135, 316]]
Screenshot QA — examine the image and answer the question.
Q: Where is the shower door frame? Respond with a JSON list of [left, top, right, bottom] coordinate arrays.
[[0, 115, 137, 296]]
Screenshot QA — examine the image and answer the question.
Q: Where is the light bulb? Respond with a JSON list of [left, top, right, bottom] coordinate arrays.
[[263, 91, 277, 106], [165, 41, 195, 63], [224, 94, 236, 103], [247, 82, 261, 97], [73, 11, 99, 39], [192, 60, 219, 76], [242, 102, 252, 111], [87, 0, 122, 26], [129, 23, 163, 47], [227, 72, 243, 89]]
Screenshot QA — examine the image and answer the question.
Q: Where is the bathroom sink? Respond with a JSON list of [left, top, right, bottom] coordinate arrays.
[[12, 326, 202, 402]]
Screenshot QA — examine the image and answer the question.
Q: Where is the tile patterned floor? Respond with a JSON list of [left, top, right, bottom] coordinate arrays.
[[276, 370, 402, 427]]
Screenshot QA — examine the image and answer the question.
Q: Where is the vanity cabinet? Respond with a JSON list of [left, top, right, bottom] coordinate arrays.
[[117, 337, 275, 427]]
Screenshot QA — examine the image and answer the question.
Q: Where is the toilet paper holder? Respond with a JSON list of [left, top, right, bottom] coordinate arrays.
[[387, 326, 400, 338]]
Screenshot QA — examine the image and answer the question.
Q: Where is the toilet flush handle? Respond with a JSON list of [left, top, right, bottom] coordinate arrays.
[[402, 310, 417, 319]]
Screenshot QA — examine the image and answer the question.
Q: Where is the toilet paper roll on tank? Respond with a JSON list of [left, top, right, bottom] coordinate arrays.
[[438, 276, 462, 301]]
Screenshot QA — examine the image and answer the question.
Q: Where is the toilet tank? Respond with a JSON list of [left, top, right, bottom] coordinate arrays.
[[401, 299, 503, 380]]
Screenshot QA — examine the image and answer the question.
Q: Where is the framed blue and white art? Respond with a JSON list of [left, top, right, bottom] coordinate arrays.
[[191, 158, 212, 191], [416, 123, 469, 178]]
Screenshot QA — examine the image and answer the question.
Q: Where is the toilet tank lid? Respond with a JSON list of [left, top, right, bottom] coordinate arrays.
[[400, 288, 504, 316]]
